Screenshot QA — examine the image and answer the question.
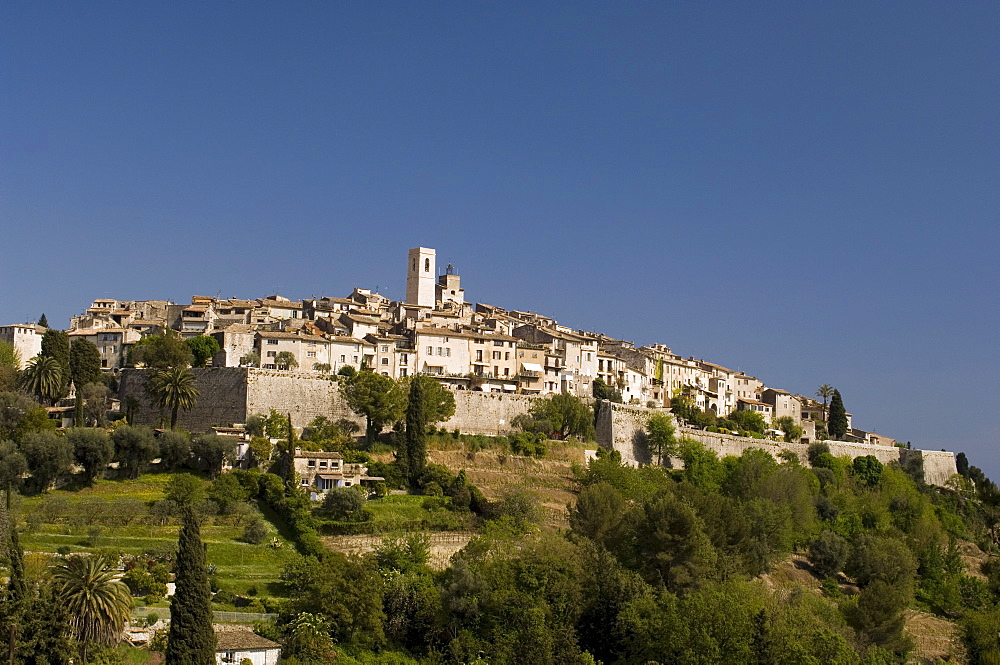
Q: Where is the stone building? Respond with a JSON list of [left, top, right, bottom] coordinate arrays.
[[0, 323, 44, 369]]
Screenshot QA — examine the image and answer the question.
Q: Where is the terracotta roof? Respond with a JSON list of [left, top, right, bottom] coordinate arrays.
[[327, 336, 370, 345], [259, 299, 302, 309], [216, 324, 254, 333], [738, 398, 771, 407], [295, 450, 344, 459], [257, 331, 328, 343], [214, 627, 280, 651]]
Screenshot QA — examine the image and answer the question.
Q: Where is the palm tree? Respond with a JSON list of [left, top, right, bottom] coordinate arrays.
[[816, 384, 834, 421], [52, 553, 133, 664], [149, 366, 200, 429], [20, 355, 63, 404]]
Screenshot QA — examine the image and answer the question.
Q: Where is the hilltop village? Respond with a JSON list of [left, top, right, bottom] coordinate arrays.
[[6, 246, 891, 448]]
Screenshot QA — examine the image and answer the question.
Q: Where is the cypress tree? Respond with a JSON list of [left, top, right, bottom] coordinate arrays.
[[37, 314, 48, 328], [166, 508, 215, 664], [404, 377, 427, 487], [828, 389, 848, 440], [69, 338, 103, 391]]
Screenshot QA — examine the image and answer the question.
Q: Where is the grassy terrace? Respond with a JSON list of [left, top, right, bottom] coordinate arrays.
[[14, 473, 298, 600]]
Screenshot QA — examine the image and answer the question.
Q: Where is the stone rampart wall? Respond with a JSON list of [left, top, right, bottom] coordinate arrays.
[[120, 369, 541, 436], [119, 373, 958, 485], [246, 370, 359, 431], [594, 399, 957, 485], [920, 450, 959, 486], [595, 401, 651, 466], [119, 368, 250, 431], [438, 392, 541, 435]]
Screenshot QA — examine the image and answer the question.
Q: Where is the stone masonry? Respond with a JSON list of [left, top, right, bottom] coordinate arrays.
[[594, 399, 958, 486], [119, 370, 958, 486]]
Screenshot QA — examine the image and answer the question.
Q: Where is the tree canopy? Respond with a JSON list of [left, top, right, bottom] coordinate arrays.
[[340, 370, 405, 442], [185, 335, 220, 368], [131, 330, 193, 370]]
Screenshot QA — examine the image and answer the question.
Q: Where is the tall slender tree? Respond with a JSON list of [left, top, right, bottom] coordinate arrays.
[[149, 366, 200, 429], [166, 508, 216, 664], [37, 314, 48, 329], [816, 384, 834, 421], [828, 389, 848, 440], [403, 376, 428, 486], [69, 338, 103, 391]]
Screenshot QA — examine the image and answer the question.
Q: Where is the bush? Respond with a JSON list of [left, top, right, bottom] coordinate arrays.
[[242, 516, 270, 545], [322, 486, 367, 521], [808, 530, 850, 578], [807, 442, 831, 466]]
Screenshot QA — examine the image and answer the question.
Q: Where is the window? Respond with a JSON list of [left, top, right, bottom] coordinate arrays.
[[400, 368, 407, 377], [437, 347, 443, 356], [587, 353, 592, 361], [267, 351, 276, 358], [400, 353, 408, 364], [340, 355, 346, 362], [307, 351, 316, 358], [381, 345, 388, 352], [426, 346, 433, 355], [381, 357, 389, 365], [504, 352, 509, 360], [492, 351, 500, 360], [494, 340, 503, 346], [352, 355, 358, 363], [267, 339, 278, 345], [424, 258, 430, 272], [504, 368, 509, 376], [307, 460, 316, 467], [476, 350, 483, 361], [445, 348, 451, 357]]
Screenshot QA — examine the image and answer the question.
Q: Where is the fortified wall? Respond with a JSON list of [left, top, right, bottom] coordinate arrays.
[[594, 399, 958, 486], [119, 370, 958, 486], [119, 368, 539, 435]]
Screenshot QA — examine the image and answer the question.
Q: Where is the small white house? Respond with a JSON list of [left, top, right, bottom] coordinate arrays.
[[214, 627, 281, 665]]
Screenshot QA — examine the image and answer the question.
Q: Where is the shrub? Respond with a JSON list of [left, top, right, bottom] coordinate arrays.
[[807, 442, 831, 466], [808, 530, 850, 577], [321, 486, 367, 521], [242, 516, 269, 545]]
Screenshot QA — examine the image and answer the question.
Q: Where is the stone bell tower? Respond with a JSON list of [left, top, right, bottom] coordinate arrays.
[[405, 247, 436, 308]]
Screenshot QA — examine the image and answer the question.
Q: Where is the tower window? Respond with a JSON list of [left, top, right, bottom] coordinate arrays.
[[424, 258, 430, 272]]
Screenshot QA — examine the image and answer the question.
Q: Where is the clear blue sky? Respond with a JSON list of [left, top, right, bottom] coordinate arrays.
[[3, 2, 998, 474]]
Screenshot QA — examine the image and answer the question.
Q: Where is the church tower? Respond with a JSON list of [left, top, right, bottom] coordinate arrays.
[[406, 247, 436, 307]]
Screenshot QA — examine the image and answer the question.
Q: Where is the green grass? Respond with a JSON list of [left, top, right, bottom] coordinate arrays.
[[352, 494, 472, 532], [14, 472, 297, 600]]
